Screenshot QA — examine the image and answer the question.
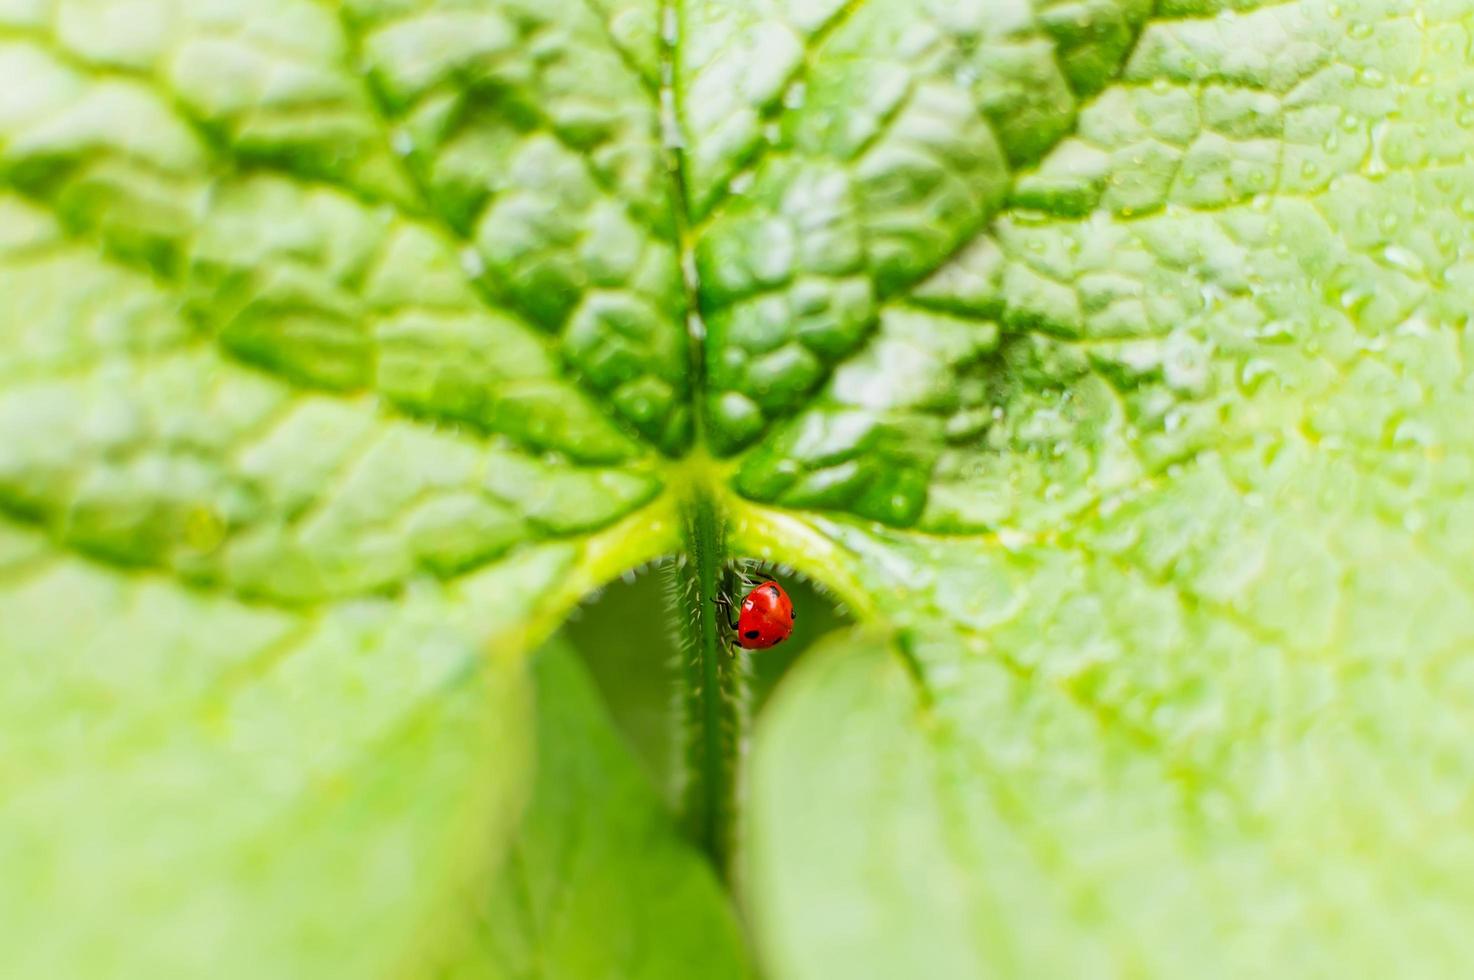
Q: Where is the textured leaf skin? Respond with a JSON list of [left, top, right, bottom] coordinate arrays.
[[4, 0, 1474, 976], [442, 640, 752, 980], [725, 0, 1474, 975], [0, 0, 679, 974]]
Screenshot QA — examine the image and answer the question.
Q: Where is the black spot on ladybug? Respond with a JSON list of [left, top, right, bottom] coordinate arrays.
[[767, 585, 780, 597], [790, 609, 796, 620], [744, 629, 760, 640]]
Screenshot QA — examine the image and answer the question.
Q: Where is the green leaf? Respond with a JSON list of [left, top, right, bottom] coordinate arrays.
[[0, 518, 535, 977], [0, 0, 679, 974], [442, 638, 751, 979], [722, 0, 1474, 975], [6, 0, 1474, 975]]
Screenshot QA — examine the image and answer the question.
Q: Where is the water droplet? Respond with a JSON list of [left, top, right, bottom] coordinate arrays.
[[1252, 320, 1296, 343], [998, 529, 1029, 551], [1239, 358, 1277, 391], [459, 247, 486, 277], [1383, 245, 1422, 272], [1200, 283, 1229, 309], [1393, 419, 1437, 449]]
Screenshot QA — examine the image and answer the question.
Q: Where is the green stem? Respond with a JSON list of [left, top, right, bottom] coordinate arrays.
[[673, 492, 746, 875], [659, 0, 746, 876]]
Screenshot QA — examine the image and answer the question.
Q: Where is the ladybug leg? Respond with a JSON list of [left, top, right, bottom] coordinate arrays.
[[712, 593, 737, 630]]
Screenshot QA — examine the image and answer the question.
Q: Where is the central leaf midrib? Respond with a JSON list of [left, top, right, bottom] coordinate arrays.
[[659, 0, 742, 873], [659, 0, 711, 448]]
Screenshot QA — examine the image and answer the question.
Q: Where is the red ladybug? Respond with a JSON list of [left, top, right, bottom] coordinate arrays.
[[733, 580, 794, 650]]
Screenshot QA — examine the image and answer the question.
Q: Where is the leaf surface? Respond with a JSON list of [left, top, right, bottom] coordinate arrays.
[[0, 0, 678, 974], [4, 0, 1474, 975], [723, 0, 1474, 975]]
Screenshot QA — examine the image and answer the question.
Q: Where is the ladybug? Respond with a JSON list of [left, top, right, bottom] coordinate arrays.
[[731, 580, 795, 650]]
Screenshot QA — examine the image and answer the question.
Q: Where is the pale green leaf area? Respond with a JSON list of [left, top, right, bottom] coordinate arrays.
[[2, 0, 1473, 975], [440, 638, 750, 980]]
